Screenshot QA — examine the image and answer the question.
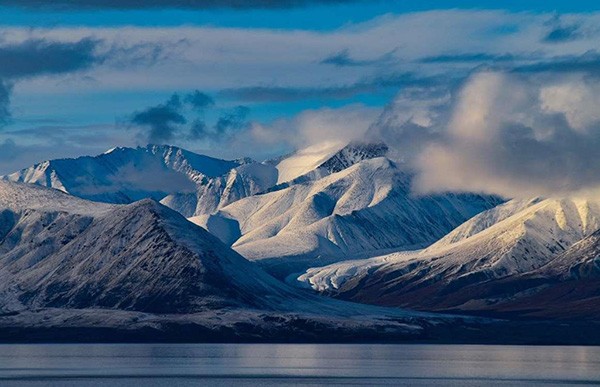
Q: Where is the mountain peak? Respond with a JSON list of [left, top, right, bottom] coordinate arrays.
[[317, 141, 389, 174]]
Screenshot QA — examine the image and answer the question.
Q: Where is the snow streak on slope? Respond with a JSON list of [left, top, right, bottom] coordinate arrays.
[[274, 141, 345, 184], [196, 156, 501, 277], [298, 197, 600, 312]]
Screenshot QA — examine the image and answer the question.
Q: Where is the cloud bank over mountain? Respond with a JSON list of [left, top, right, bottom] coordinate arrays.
[[4, 9, 600, 192], [368, 70, 600, 198]]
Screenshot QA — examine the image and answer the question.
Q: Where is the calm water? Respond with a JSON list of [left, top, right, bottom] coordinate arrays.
[[0, 344, 599, 386]]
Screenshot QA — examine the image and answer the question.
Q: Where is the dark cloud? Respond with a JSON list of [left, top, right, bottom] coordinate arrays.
[[0, 38, 100, 79], [419, 53, 518, 64], [0, 38, 104, 126], [104, 41, 176, 68], [320, 48, 396, 67], [543, 24, 583, 43], [0, 37, 172, 127], [188, 120, 209, 140], [0, 0, 364, 10], [214, 106, 250, 135], [189, 105, 250, 141], [0, 138, 18, 161], [130, 91, 248, 143], [514, 51, 600, 74], [542, 15, 584, 44], [131, 94, 187, 143], [184, 91, 215, 112], [221, 72, 443, 102], [0, 81, 12, 126]]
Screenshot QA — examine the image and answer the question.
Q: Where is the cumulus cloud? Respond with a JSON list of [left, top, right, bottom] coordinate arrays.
[[250, 104, 380, 149], [213, 106, 250, 135], [184, 91, 215, 112], [188, 106, 250, 141], [365, 86, 449, 163], [0, 0, 364, 10], [9, 9, 600, 178], [410, 71, 600, 198]]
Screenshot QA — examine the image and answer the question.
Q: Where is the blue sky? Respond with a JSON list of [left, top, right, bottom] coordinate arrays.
[[3, 0, 600, 183], [3, 1, 600, 29]]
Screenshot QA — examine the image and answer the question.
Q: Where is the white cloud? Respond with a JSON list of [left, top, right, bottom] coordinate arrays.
[[411, 71, 600, 198], [4, 9, 600, 96], [249, 104, 380, 149], [540, 78, 600, 132]]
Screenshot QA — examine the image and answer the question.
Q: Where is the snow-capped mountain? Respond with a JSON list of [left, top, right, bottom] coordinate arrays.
[[194, 155, 501, 278], [3, 145, 278, 217], [0, 179, 478, 341], [0, 179, 294, 313], [297, 197, 600, 316]]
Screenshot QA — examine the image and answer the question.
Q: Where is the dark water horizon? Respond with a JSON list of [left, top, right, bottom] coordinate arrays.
[[0, 343, 599, 386]]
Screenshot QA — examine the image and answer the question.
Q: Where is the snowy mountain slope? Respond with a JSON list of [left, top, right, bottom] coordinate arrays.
[[0, 179, 115, 216], [390, 228, 600, 319], [195, 156, 501, 277], [297, 197, 600, 314], [460, 228, 600, 318], [3, 145, 279, 217], [0, 180, 298, 313]]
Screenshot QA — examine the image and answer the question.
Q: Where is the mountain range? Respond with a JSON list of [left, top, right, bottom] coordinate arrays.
[[2, 141, 600, 342], [5, 142, 501, 278], [0, 178, 474, 342]]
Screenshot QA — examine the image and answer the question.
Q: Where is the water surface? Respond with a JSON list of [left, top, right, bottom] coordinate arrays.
[[0, 344, 599, 386]]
